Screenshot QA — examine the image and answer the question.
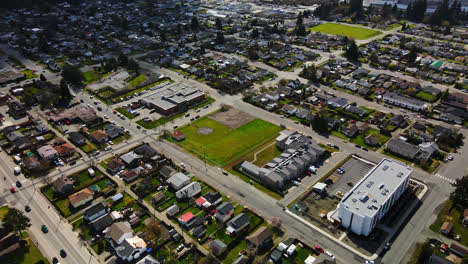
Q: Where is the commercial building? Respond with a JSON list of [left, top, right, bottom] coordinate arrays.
[[337, 159, 413, 236], [240, 131, 324, 190], [139, 83, 205, 115]]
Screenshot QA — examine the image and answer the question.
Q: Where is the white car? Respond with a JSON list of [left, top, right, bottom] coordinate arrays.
[[104, 115, 109, 119], [447, 155, 454, 161], [325, 251, 335, 260], [90, 96, 93, 99], [108, 141, 114, 145], [104, 146, 112, 151]]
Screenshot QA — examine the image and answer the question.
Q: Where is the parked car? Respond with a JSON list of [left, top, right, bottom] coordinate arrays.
[[314, 245, 324, 253], [60, 249, 67, 258], [354, 144, 361, 149], [16, 181, 22, 188], [10, 188, 16, 193], [25, 205, 31, 212], [41, 225, 48, 233], [325, 251, 335, 260]]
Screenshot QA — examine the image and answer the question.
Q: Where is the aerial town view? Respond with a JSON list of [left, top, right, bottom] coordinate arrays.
[[0, 0, 468, 263]]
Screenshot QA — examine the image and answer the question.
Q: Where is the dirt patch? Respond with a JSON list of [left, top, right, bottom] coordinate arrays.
[[198, 127, 213, 135], [209, 108, 255, 129]]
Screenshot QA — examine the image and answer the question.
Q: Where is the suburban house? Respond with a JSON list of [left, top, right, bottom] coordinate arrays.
[[37, 145, 59, 160], [106, 158, 125, 175], [68, 188, 93, 208], [105, 124, 125, 139], [91, 214, 114, 233], [114, 236, 147, 261], [246, 226, 273, 253], [24, 156, 40, 170], [195, 191, 223, 209], [167, 173, 190, 191], [192, 225, 206, 239], [159, 165, 176, 179], [215, 202, 235, 223], [134, 144, 158, 161], [68, 132, 87, 146], [53, 143, 75, 157], [342, 125, 359, 138], [210, 239, 227, 256], [440, 222, 453, 236], [175, 182, 202, 200], [105, 222, 133, 245], [120, 152, 142, 167], [450, 243, 468, 257], [84, 202, 109, 222], [463, 209, 468, 225], [136, 255, 159, 264], [386, 139, 420, 160], [328, 97, 348, 109], [365, 135, 380, 147], [226, 213, 250, 236], [166, 205, 180, 217], [122, 168, 143, 183], [172, 131, 185, 141], [178, 212, 196, 228], [151, 192, 165, 205], [282, 104, 297, 115], [89, 130, 108, 144], [53, 176, 75, 195]]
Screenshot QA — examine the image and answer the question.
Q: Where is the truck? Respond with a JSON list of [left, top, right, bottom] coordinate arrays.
[[14, 167, 21, 175], [88, 168, 95, 177]]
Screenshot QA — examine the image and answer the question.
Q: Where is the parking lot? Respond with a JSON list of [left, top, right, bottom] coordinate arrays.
[[326, 156, 376, 197]]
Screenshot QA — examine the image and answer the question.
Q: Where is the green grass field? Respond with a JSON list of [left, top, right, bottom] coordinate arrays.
[[309, 23, 381, 40], [128, 74, 148, 87], [173, 117, 282, 166], [1, 233, 49, 264], [430, 200, 468, 247]]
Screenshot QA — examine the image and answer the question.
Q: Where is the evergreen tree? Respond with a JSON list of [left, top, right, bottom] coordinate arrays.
[[191, 16, 199, 31], [215, 17, 222, 30], [215, 31, 224, 44], [369, 51, 379, 65], [350, 0, 363, 16], [127, 59, 140, 74], [4, 208, 31, 237], [450, 174, 468, 208], [344, 40, 360, 61], [118, 53, 128, 67], [61, 64, 85, 84], [295, 12, 306, 36], [251, 28, 259, 38]]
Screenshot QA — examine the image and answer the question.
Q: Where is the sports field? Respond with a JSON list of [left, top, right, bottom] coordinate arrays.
[[173, 117, 282, 166], [309, 23, 381, 40]]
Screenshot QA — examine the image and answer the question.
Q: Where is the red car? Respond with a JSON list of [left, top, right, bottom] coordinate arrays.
[[314, 245, 324, 253], [113, 110, 117, 114], [195, 115, 200, 119], [209, 209, 217, 215], [10, 188, 16, 193]]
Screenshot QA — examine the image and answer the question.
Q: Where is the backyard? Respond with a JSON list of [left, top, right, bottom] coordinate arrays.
[[430, 200, 468, 247], [171, 117, 283, 166], [1, 232, 49, 264], [309, 23, 382, 40]]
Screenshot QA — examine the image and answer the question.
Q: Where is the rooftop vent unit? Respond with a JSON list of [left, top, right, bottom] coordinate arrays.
[[359, 192, 369, 202], [383, 165, 389, 171], [379, 183, 384, 189], [397, 172, 404, 178], [352, 198, 357, 203], [372, 199, 377, 203]]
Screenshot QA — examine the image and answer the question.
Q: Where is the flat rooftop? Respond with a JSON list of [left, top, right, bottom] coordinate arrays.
[[341, 158, 413, 217]]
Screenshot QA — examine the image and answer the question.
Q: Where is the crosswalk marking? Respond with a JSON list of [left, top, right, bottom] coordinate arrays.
[[435, 174, 456, 184]]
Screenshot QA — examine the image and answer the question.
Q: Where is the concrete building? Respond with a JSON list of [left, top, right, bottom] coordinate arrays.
[[139, 83, 205, 116], [337, 159, 413, 236]]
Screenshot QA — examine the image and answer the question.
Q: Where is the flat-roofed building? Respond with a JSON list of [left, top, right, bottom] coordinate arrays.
[[337, 158, 413, 236]]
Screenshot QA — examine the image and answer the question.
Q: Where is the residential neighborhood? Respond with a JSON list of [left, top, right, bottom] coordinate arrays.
[[0, 0, 467, 264]]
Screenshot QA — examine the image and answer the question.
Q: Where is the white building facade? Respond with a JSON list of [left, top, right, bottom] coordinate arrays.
[[337, 159, 412, 236]]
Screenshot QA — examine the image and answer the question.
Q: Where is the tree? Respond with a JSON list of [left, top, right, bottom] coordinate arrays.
[[301, 64, 317, 82], [40, 74, 47, 82], [350, 0, 363, 16], [4, 208, 31, 237], [145, 219, 163, 242], [450, 174, 468, 208], [251, 28, 259, 39], [312, 114, 329, 134], [60, 79, 71, 99], [118, 53, 128, 67], [215, 17, 222, 30], [61, 65, 85, 84], [344, 40, 359, 61], [215, 31, 224, 44], [295, 12, 306, 36], [369, 51, 379, 65], [417, 243, 433, 264], [191, 16, 199, 31], [247, 47, 259, 60], [407, 48, 418, 66], [127, 59, 140, 74]]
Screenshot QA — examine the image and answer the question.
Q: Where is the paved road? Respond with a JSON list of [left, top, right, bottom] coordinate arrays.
[[0, 151, 99, 264]]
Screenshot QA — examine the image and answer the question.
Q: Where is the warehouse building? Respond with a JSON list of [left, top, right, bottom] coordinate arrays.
[[337, 158, 412, 236]]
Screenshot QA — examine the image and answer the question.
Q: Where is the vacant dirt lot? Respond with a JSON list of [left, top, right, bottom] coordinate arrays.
[[209, 108, 255, 129]]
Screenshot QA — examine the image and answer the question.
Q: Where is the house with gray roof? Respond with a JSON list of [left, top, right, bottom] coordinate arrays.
[[120, 151, 142, 167], [227, 213, 250, 235], [167, 173, 190, 191], [175, 182, 202, 200]]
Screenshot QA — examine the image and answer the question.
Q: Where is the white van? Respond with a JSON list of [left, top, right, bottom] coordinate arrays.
[[14, 167, 21, 175]]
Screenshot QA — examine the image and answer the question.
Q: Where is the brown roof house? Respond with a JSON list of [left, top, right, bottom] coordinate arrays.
[[69, 188, 93, 208], [440, 222, 453, 236], [365, 135, 380, 147], [89, 130, 108, 145], [53, 143, 75, 157], [24, 156, 40, 170], [106, 158, 125, 175], [53, 176, 75, 195], [172, 131, 185, 141], [246, 226, 273, 253]]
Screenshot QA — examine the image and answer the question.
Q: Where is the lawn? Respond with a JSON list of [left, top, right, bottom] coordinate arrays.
[[41, 185, 55, 201], [0, 205, 8, 220], [80, 142, 97, 153], [173, 117, 282, 166], [137, 112, 185, 129], [416, 91, 438, 102], [74, 169, 102, 190], [308, 23, 381, 40], [352, 128, 390, 150], [223, 240, 246, 263], [73, 218, 93, 240], [83, 70, 110, 85], [54, 198, 73, 217], [115, 107, 136, 119], [1, 233, 49, 264], [111, 192, 135, 210], [128, 74, 148, 87], [430, 200, 468, 247], [22, 69, 38, 79]]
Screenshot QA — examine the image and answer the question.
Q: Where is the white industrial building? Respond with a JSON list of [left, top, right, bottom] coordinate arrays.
[[337, 159, 413, 236]]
